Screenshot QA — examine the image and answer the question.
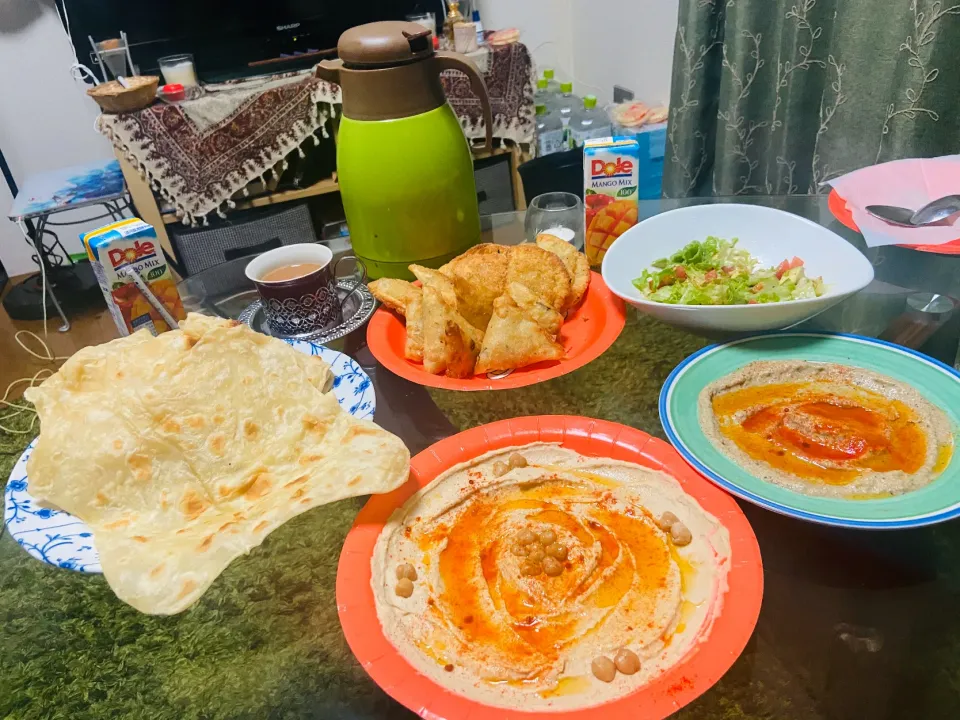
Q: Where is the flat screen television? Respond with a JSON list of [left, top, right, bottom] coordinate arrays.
[[58, 0, 443, 82]]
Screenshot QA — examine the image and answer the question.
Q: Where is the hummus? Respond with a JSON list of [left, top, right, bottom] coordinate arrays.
[[371, 443, 731, 711], [699, 360, 954, 499]]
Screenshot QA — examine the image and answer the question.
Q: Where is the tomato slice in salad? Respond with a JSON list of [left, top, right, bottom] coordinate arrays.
[[775, 256, 805, 280]]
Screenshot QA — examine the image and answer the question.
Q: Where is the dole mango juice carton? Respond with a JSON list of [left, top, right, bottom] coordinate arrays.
[[82, 218, 186, 336], [583, 137, 640, 266]]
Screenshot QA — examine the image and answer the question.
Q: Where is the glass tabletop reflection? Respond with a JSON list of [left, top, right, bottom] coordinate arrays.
[[6, 195, 953, 719]]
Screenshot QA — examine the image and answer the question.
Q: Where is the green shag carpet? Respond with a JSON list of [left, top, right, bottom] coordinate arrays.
[[0, 400, 406, 719]]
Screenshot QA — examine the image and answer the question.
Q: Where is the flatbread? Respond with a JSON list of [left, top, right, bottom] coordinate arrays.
[[23, 314, 410, 615]]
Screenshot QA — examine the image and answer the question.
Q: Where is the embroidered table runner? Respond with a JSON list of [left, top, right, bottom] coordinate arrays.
[[97, 44, 534, 225]]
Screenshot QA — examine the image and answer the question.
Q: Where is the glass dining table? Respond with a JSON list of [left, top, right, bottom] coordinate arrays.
[[4, 194, 960, 720]]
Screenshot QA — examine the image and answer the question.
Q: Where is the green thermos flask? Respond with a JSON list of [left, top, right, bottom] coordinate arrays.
[[316, 22, 493, 279]]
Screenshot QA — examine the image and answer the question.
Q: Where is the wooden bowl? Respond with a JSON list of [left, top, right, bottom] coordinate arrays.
[[87, 76, 159, 113]]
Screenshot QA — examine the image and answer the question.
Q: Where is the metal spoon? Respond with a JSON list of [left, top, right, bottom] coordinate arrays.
[[866, 195, 960, 227], [911, 194, 960, 225], [865, 204, 917, 227]]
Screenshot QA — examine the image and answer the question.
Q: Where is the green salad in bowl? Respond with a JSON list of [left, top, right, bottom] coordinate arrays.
[[633, 237, 826, 305]]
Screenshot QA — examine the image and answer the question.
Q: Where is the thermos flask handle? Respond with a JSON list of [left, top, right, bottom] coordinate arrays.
[[434, 51, 494, 155], [315, 59, 343, 86]]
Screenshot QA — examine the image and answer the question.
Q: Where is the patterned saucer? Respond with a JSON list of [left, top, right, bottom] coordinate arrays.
[[3, 343, 375, 573], [238, 278, 376, 344]]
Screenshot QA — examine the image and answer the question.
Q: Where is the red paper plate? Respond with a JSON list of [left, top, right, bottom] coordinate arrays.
[[336, 416, 764, 720], [366, 272, 627, 391], [828, 188, 960, 255]]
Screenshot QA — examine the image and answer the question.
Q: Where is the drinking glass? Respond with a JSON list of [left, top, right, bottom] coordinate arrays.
[[158, 54, 198, 87], [524, 192, 584, 250], [406, 13, 437, 38]]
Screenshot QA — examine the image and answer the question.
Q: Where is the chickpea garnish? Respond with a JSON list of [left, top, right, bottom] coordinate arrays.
[[395, 578, 414, 598], [508, 453, 528, 469], [527, 546, 546, 562], [542, 556, 563, 577], [493, 461, 509, 477], [538, 528, 557, 545], [656, 511, 680, 532], [591, 655, 616, 683], [518, 529, 537, 545], [614, 648, 640, 675], [670, 522, 693, 547], [395, 563, 417, 581], [546, 542, 568, 561], [521, 560, 542, 576], [511, 543, 529, 556]]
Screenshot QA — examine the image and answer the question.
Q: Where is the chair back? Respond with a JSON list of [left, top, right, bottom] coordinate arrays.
[[518, 149, 584, 205]]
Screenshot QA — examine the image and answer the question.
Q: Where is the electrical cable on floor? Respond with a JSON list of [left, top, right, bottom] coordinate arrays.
[[0, 225, 72, 434], [0, 370, 54, 435], [0, 328, 70, 433], [17, 220, 49, 337]]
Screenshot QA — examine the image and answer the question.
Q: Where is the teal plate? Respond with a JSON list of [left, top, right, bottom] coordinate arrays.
[[660, 333, 960, 529]]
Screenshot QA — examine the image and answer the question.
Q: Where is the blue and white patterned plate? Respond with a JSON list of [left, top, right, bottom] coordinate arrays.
[[3, 440, 100, 572], [283, 340, 376, 421], [3, 342, 375, 573]]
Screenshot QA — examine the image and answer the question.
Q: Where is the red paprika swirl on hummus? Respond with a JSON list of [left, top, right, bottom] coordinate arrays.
[[699, 360, 953, 498], [371, 444, 730, 711]]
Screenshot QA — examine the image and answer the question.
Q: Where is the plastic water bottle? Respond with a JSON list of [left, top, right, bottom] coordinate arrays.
[[535, 104, 565, 157], [534, 78, 556, 112], [542, 68, 562, 95], [555, 82, 579, 141], [570, 95, 613, 148], [472, 9, 485, 45]]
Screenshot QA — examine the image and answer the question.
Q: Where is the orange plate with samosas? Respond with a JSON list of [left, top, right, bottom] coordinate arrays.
[[336, 416, 763, 720], [366, 272, 626, 391]]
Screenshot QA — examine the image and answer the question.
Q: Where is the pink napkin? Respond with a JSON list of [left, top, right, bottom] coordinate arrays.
[[827, 155, 960, 247]]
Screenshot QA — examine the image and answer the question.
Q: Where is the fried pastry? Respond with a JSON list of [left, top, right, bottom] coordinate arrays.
[[404, 291, 424, 362], [368, 278, 421, 317], [536, 234, 591, 309], [506, 244, 572, 312], [441, 244, 509, 330], [475, 294, 565, 374], [421, 284, 483, 376], [507, 282, 563, 337]]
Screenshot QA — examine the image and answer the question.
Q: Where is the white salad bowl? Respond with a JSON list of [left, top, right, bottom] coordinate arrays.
[[600, 203, 875, 333]]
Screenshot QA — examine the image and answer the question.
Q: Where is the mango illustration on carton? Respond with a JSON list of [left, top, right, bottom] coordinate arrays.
[[82, 218, 186, 336]]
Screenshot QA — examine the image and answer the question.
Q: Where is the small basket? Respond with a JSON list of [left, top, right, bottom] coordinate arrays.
[[87, 76, 159, 113]]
